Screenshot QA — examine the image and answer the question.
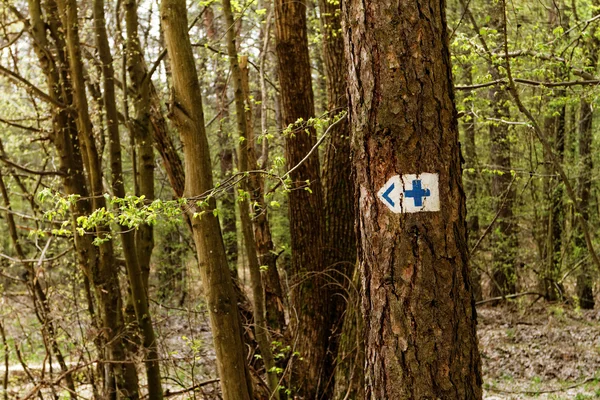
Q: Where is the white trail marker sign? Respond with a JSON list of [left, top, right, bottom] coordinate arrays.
[[377, 173, 440, 213]]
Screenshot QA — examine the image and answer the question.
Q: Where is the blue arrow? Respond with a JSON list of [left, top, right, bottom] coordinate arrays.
[[382, 183, 395, 207]]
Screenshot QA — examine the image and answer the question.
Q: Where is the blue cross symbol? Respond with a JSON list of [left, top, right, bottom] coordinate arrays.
[[404, 179, 430, 207]]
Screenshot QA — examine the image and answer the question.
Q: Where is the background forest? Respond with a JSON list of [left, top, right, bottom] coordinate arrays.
[[0, 0, 599, 398]]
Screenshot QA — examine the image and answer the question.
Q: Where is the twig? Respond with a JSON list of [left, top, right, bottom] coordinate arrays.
[[476, 291, 543, 305], [0, 64, 64, 108], [470, 174, 516, 255], [487, 376, 597, 395], [0, 156, 65, 176], [163, 379, 220, 397], [282, 113, 347, 181]]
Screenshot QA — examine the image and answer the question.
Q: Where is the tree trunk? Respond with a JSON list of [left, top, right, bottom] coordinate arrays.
[[160, 1, 253, 398], [318, 0, 358, 395], [576, 3, 599, 309], [489, 87, 517, 298], [46, 0, 141, 396], [460, 63, 482, 302], [539, 5, 566, 302], [94, 0, 164, 396], [342, 0, 483, 398], [332, 267, 364, 400], [541, 101, 566, 301], [253, 4, 287, 336], [204, 5, 239, 272], [577, 97, 595, 309], [222, 0, 280, 396], [274, 0, 327, 396]]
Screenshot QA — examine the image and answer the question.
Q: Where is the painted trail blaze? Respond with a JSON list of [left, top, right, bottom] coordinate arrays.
[[377, 173, 440, 213]]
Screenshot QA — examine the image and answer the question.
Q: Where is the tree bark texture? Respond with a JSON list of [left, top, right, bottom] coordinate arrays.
[[160, 1, 253, 398], [274, 0, 327, 396], [318, 0, 358, 395], [342, 0, 483, 398]]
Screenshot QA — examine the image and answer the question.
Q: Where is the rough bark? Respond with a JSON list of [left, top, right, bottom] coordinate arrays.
[[274, 0, 327, 396], [160, 1, 253, 398], [342, 0, 483, 398], [318, 0, 358, 395]]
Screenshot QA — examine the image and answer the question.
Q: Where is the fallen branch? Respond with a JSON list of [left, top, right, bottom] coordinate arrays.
[[163, 379, 220, 398], [476, 291, 543, 305], [488, 376, 597, 395]]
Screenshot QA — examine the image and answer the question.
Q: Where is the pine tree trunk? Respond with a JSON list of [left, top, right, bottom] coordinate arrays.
[[160, 1, 253, 398], [342, 0, 483, 398]]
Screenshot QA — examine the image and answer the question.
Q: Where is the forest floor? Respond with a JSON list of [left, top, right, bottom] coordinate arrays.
[[479, 303, 600, 399], [3, 297, 600, 399]]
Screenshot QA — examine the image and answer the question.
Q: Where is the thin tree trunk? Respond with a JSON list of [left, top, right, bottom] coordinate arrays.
[[221, 0, 280, 396], [204, 5, 238, 272], [489, 86, 517, 298], [240, 55, 287, 336], [160, 1, 253, 398], [150, 83, 186, 198], [94, 0, 164, 396], [576, 2, 599, 309], [56, 0, 140, 396], [461, 63, 482, 302], [342, 0, 483, 398], [540, 5, 566, 302], [254, 4, 286, 336], [28, 0, 137, 395], [124, 0, 156, 291], [542, 102, 566, 301]]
